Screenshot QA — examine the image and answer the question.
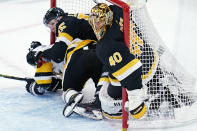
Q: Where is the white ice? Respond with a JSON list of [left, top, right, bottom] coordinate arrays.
[[0, 0, 197, 131]]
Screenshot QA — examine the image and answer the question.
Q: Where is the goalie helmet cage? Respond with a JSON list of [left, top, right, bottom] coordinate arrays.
[[50, 0, 197, 130]]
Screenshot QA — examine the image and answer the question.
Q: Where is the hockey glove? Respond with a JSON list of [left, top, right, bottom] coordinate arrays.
[[25, 79, 46, 95], [26, 41, 46, 67], [47, 77, 62, 92], [26, 50, 43, 66], [28, 41, 42, 51]]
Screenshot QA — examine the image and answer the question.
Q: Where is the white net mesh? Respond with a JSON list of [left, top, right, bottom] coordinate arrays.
[[128, 4, 197, 128], [56, 0, 111, 14], [55, 0, 197, 128]]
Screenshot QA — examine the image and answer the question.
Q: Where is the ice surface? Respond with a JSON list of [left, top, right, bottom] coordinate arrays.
[[0, 0, 197, 131]]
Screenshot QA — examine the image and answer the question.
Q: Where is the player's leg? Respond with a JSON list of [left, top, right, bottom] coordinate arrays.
[[62, 49, 103, 117], [73, 71, 109, 120], [73, 79, 123, 120], [62, 88, 84, 117], [73, 73, 123, 120], [100, 82, 123, 120], [62, 50, 89, 117]]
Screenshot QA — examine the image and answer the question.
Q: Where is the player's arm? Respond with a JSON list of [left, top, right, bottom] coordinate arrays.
[[26, 41, 67, 66], [56, 15, 93, 46], [26, 41, 65, 96], [42, 41, 68, 63]]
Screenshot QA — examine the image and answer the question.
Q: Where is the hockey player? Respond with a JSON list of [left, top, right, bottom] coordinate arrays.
[[26, 41, 62, 96], [81, 3, 146, 119], [67, 3, 146, 120], [25, 7, 103, 116], [73, 3, 196, 120]]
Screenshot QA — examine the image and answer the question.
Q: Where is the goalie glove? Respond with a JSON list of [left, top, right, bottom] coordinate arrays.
[[25, 79, 46, 95]]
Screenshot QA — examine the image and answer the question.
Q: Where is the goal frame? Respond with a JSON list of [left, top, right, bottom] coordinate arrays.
[[50, 0, 56, 45], [50, 0, 130, 130]]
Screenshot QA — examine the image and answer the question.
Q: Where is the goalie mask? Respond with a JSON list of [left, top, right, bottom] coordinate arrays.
[[89, 3, 113, 40], [43, 7, 65, 26]]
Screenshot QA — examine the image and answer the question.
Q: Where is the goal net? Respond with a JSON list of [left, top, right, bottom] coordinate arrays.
[[51, 0, 197, 129]]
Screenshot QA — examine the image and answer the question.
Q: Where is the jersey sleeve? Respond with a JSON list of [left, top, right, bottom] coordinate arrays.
[[56, 16, 82, 45], [42, 41, 67, 63], [56, 15, 97, 45]]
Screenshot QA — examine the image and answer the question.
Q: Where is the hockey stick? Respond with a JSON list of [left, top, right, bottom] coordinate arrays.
[[0, 73, 32, 82], [92, 0, 99, 4]]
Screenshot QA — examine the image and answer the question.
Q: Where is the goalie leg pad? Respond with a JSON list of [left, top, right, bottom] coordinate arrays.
[[62, 89, 83, 117], [99, 82, 122, 119]]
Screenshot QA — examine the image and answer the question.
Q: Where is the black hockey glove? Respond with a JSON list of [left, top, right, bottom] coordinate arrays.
[[26, 41, 45, 66], [26, 50, 43, 66], [47, 77, 62, 92], [25, 79, 46, 95], [28, 41, 42, 51]]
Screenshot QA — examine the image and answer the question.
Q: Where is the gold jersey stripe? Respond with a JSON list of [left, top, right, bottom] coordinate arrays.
[[99, 77, 110, 83], [109, 77, 121, 86], [36, 79, 52, 85], [109, 77, 119, 83], [64, 40, 94, 68], [102, 112, 122, 119], [36, 62, 53, 73], [97, 77, 110, 86], [112, 58, 142, 81], [58, 32, 73, 42]]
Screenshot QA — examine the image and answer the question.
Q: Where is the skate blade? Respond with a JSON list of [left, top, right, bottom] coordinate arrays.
[[63, 94, 83, 117], [74, 106, 103, 120]]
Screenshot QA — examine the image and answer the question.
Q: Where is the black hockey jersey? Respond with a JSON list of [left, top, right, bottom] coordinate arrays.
[[35, 13, 98, 86], [56, 14, 97, 46], [96, 5, 142, 85], [96, 5, 156, 83], [42, 13, 97, 63]]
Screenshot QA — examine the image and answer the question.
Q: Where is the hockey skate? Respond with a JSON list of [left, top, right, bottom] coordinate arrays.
[[73, 94, 103, 120], [62, 89, 83, 117]]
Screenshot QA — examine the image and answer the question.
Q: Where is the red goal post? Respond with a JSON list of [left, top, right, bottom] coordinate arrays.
[[106, 1, 130, 130], [50, 0, 56, 45]]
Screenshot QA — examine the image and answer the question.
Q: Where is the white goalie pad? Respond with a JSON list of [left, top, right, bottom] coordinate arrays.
[[99, 82, 122, 118]]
